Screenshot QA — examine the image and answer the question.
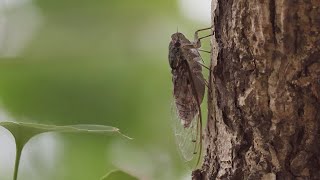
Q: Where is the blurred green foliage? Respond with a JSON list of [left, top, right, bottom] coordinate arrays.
[[0, 0, 210, 179]]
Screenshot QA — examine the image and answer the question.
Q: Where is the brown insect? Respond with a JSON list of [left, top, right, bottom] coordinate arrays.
[[169, 26, 213, 166]]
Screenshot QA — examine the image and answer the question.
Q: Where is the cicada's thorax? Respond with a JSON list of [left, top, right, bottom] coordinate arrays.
[[169, 32, 205, 128]]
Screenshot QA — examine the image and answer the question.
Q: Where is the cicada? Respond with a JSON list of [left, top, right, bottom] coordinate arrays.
[[169, 27, 213, 167]]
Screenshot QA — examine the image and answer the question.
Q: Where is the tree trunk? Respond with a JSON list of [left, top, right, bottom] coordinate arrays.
[[194, 0, 320, 179]]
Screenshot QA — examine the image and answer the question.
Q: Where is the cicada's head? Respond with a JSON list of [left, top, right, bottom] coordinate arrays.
[[170, 32, 187, 48], [169, 33, 189, 70]]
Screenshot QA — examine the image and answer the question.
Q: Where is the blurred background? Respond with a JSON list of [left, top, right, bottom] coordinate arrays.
[[0, 0, 211, 179]]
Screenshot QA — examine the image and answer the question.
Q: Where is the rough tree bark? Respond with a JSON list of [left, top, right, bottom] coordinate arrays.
[[194, 0, 320, 179]]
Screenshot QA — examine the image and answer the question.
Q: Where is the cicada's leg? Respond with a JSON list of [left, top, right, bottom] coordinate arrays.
[[198, 61, 210, 71], [192, 123, 198, 154], [195, 74, 209, 89], [192, 111, 203, 167], [198, 49, 211, 53], [195, 25, 214, 34], [192, 57, 210, 87], [181, 26, 214, 49], [186, 118, 198, 156], [194, 49, 211, 67], [193, 25, 214, 48]]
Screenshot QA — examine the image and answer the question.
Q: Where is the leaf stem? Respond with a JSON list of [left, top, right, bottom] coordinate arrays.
[[13, 142, 23, 180]]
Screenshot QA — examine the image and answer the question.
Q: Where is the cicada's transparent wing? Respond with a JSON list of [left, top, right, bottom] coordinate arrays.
[[170, 58, 205, 168], [171, 103, 200, 164]]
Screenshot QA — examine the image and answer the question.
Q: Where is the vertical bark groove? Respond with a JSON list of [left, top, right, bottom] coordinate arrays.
[[196, 0, 320, 179]]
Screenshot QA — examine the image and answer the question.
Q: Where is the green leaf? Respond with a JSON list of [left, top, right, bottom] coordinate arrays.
[[0, 121, 131, 180], [100, 170, 138, 180]]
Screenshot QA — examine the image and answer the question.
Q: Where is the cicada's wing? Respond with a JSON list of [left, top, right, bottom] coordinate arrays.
[[171, 64, 203, 166], [171, 102, 201, 164]]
